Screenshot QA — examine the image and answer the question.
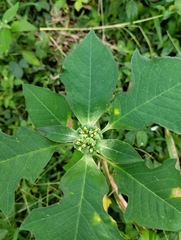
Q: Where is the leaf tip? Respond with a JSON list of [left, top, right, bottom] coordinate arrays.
[[132, 48, 141, 58]]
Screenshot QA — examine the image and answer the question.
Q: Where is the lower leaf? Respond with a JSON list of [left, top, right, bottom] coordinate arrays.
[[21, 155, 124, 240], [113, 159, 181, 231], [0, 127, 59, 216]]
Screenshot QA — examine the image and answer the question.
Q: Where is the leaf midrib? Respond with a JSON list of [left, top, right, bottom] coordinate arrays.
[[87, 34, 92, 125], [74, 157, 87, 240]]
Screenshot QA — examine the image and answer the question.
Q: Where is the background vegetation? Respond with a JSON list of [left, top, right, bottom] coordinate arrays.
[[1, 0, 181, 239]]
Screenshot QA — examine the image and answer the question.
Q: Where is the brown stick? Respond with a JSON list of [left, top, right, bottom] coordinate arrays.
[[102, 160, 127, 211]]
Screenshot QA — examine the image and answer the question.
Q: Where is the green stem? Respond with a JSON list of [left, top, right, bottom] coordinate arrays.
[[101, 123, 112, 134], [40, 15, 163, 32]]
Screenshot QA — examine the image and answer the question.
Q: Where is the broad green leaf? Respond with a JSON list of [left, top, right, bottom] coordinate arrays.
[[38, 125, 77, 143], [0, 127, 58, 216], [22, 50, 40, 66], [113, 159, 181, 231], [98, 139, 143, 164], [107, 50, 181, 134], [0, 29, 11, 54], [23, 84, 71, 128], [11, 19, 37, 32], [61, 30, 118, 126], [21, 155, 124, 240], [2, 2, 19, 23]]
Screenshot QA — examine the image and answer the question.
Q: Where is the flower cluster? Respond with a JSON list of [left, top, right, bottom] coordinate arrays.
[[73, 125, 102, 155]]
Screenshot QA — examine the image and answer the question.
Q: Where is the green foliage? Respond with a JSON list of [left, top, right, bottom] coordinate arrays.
[[0, 2, 37, 56], [0, 1, 52, 136], [1, 30, 181, 239], [1, 0, 181, 239], [21, 155, 122, 240], [61, 31, 118, 125], [23, 84, 71, 127], [107, 50, 181, 133], [126, 0, 138, 22], [74, 0, 89, 12], [175, 0, 181, 15], [0, 127, 58, 216], [2, 2, 19, 23], [115, 160, 181, 231]]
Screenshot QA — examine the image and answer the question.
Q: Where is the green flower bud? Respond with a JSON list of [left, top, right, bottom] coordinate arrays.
[[73, 125, 102, 155]]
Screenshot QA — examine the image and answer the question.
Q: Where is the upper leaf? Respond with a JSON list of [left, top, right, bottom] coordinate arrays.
[[113, 159, 181, 231], [23, 84, 71, 128], [0, 127, 58, 216], [21, 155, 124, 240], [107, 50, 181, 133], [61, 30, 118, 126]]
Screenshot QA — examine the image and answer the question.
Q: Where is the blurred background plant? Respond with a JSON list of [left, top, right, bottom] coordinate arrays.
[[1, 0, 181, 239]]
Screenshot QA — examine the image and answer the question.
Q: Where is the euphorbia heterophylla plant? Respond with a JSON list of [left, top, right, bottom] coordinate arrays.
[[1, 30, 181, 239]]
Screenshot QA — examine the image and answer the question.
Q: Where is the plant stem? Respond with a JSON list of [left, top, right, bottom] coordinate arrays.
[[102, 160, 127, 212], [40, 15, 163, 32]]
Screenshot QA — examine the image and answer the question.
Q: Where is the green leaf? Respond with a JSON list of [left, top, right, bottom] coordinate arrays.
[[113, 159, 181, 231], [9, 61, 23, 79], [11, 19, 37, 32], [139, 229, 160, 240], [61, 30, 118, 126], [126, 0, 138, 21], [0, 228, 8, 239], [0, 127, 58, 216], [23, 84, 72, 128], [0, 28, 11, 54], [22, 50, 40, 66], [2, 2, 19, 23], [136, 130, 148, 147], [175, 0, 181, 16], [38, 125, 78, 143], [74, 0, 89, 11], [98, 139, 143, 164], [35, 1, 50, 11], [21, 155, 123, 240], [63, 150, 83, 171], [108, 50, 181, 133], [74, 0, 83, 11]]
